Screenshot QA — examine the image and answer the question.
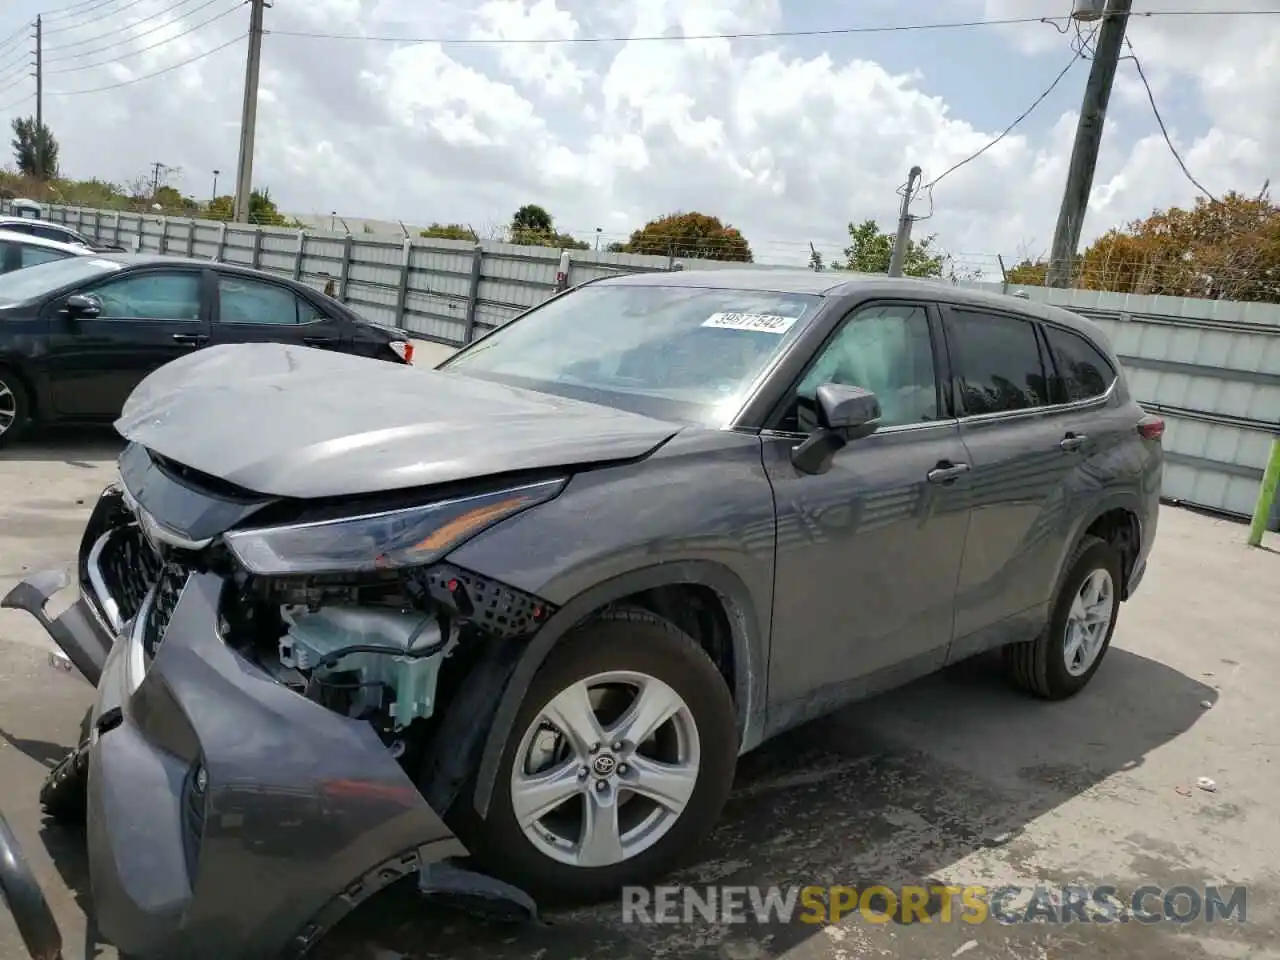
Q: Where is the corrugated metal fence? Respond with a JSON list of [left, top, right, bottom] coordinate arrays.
[[19, 203, 785, 346], [14, 202, 1280, 530]]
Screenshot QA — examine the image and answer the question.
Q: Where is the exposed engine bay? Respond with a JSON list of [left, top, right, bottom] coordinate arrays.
[[215, 563, 553, 761]]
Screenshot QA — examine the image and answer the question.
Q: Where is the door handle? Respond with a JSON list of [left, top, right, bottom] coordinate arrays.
[[171, 333, 208, 346], [303, 336, 338, 346], [927, 461, 970, 484], [1059, 432, 1087, 452]]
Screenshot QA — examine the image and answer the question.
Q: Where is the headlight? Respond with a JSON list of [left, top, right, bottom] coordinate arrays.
[[222, 478, 566, 575]]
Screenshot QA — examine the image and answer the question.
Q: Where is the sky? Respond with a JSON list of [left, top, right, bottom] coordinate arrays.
[[0, 0, 1276, 270]]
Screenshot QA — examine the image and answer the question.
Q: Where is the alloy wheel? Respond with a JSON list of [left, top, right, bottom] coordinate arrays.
[[510, 670, 701, 869], [0, 378, 16, 438], [1063, 567, 1115, 676]]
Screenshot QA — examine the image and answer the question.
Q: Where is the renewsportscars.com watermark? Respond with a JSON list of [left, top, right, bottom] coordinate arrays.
[[621, 884, 1248, 926]]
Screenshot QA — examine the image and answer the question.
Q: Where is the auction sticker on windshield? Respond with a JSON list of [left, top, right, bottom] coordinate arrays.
[[702, 312, 798, 334]]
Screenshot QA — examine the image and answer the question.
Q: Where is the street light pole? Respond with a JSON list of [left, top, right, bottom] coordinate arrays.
[[211, 169, 219, 204]]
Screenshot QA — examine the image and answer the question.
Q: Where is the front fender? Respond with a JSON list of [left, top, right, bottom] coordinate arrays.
[[467, 561, 769, 818], [445, 431, 778, 818]]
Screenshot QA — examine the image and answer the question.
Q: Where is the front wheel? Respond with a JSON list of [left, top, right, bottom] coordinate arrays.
[[1004, 534, 1122, 699], [469, 608, 737, 905]]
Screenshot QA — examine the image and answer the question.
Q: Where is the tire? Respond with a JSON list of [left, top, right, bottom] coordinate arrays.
[[39, 742, 88, 824], [1004, 534, 1122, 700], [464, 607, 737, 905], [0, 365, 30, 448]]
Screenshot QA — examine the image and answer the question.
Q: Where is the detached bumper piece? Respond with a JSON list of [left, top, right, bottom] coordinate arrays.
[[0, 812, 63, 960]]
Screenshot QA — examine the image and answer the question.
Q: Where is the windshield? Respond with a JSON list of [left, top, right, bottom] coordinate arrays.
[[443, 284, 823, 424], [0, 256, 120, 306]]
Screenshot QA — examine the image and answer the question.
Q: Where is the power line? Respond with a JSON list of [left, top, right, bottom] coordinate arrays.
[[44, 0, 219, 57], [0, 92, 32, 114], [1123, 36, 1219, 204], [914, 36, 1091, 218], [47, 29, 244, 95], [45, 2, 243, 72], [40, 0, 125, 20], [43, 0, 156, 35], [266, 8, 1280, 46]]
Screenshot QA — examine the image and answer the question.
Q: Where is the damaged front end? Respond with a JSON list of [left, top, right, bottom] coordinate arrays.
[[2, 441, 558, 958]]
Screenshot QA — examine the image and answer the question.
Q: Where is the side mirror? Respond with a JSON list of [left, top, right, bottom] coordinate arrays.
[[815, 383, 881, 440], [64, 293, 101, 319], [791, 383, 881, 475]]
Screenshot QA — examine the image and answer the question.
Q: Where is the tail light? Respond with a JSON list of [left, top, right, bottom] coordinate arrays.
[[1137, 414, 1165, 441], [388, 340, 414, 364]]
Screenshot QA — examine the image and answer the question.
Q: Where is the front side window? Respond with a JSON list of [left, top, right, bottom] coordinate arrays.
[[83, 271, 202, 321], [948, 309, 1050, 415], [1044, 324, 1116, 403], [20, 244, 71, 268], [784, 303, 938, 431], [443, 284, 824, 424], [218, 275, 304, 325], [0, 256, 122, 305]]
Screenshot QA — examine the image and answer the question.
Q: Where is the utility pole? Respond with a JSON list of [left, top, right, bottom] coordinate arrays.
[[888, 165, 922, 277], [150, 161, 169, 196], [33, 15, 42, 180], [232, 0, 268, 223], [1045, 0, 1133, 287]]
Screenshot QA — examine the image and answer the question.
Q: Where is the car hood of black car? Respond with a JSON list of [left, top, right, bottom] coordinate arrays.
[[115, 342, 683, 498]]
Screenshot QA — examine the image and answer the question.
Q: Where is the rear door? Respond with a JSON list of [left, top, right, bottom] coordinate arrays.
[[941, 305, 1090, 660], [43, 266, 210, 419], [209, 271, 349, 351]]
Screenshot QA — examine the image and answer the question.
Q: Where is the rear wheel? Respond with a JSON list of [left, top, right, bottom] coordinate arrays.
[[1004, 535, 1122, 699], [0, 366, 30, 447], [467, 608, 737, 905]]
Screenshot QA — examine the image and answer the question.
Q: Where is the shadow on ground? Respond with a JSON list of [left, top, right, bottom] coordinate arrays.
[[302, 648, 1216, 960], [0, 427, 123, 465]]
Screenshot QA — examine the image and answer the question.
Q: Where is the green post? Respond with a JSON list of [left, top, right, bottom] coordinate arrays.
[[1246, 435, 1280, 547]]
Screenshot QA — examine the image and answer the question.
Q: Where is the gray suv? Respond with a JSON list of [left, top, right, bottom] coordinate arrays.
[[2, 270, 1161, 959]]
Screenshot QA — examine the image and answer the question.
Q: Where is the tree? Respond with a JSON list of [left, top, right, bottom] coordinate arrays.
[[203, 188, 296, 226], [511, 203, 553, 236], [420, 223, 478, 242], [11, 117, 59, 180], [153, 185, 198, 213], [1006, 191, 1280, 302], [620, 211, 753, 262], [808, 246, 824, 271], [832, 219, 943, 277], [504, 203, 587, 248]]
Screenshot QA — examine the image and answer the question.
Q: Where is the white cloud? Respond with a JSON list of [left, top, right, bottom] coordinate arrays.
[[9, 0, 1277, 268]]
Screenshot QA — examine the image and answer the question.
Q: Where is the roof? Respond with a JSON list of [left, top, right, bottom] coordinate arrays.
[[0, 215, 84, 235], [595, 268, 1103, 339], [0, 229, 89, 253]]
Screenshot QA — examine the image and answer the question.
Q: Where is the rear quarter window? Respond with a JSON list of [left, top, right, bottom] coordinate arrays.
[[1044, 324, 1117, 403]]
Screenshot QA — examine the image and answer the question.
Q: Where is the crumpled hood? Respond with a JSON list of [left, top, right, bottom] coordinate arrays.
[[116, 343, 682, 499]]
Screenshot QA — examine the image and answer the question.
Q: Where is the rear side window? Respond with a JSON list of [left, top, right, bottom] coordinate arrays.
[[20, 244, 70, 268], [30, 225, 77, 244], [218, 275, 309, 324], [947, 309, 1050, 415], [1044, 324, 1116, 402]]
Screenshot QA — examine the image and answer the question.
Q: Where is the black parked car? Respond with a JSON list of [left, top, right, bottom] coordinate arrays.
[[0, 254, 415, 445], [1, 270, 1162, 959]]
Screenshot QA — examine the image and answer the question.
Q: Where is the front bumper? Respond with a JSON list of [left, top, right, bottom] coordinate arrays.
[[2, 489, 473, 959]]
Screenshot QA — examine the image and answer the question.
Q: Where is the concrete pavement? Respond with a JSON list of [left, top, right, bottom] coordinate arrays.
[[1, 432, 1276, 960]]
